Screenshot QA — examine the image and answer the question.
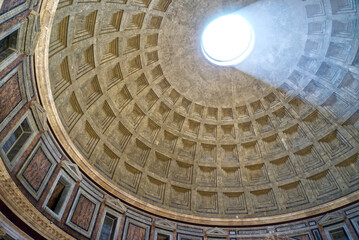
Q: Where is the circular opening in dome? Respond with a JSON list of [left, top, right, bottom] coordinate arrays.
[[201, 14, 255, 66]]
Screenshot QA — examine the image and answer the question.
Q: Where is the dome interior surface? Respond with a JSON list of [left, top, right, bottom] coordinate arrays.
[[48, 0, 359, 220]]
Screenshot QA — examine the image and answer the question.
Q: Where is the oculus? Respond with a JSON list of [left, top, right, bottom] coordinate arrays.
[[201, 14, 254, 66]]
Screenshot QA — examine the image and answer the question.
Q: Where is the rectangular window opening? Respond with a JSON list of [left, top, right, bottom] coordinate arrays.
[[99, 213, 118, 240], [2, 118, 32, 162], [46, 177, 71, 215], [0, 30, 18, 62], [329, 227, 349, 240], [157, 233, 170, 240]]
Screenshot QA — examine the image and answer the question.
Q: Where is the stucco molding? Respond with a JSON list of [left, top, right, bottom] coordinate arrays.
[[318, 213, 346, 227], [206, 227, 227, 237], [155, 219, 176, 232], [105, 198, 127, 214], [62, 160, 83, 181]]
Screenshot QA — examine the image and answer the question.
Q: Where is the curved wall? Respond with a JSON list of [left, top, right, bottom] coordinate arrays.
[[1, 0, 359, 239]]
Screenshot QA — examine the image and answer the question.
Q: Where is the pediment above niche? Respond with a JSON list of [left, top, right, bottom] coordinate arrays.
[[318, 213, 345, 226], [22, 10, 41, 56], [30, 102, 48, 131], [62, 161, 82, 181], [206, 227, 227, 237], [105, 198, 127, 214], [155, 219, 176, 231]]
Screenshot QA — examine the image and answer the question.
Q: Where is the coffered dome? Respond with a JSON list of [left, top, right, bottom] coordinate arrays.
[[46, 0, 359, 221]]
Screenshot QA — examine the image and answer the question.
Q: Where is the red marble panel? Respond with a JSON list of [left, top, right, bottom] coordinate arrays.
[[71, 195, 96, 231], [22, 147, 51, 191], [0, 11, 28, 33], [0, 72, 21, 123], [126, 223, 146, 240], [0, 0, 27, 14]]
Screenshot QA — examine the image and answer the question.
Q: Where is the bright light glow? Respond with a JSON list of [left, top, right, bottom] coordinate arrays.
[[201, 14, 255, 66]]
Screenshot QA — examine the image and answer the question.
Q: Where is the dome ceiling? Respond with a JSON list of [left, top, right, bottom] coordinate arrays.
[[159, 0, 268, 106], [47, 0, 359, 220]]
